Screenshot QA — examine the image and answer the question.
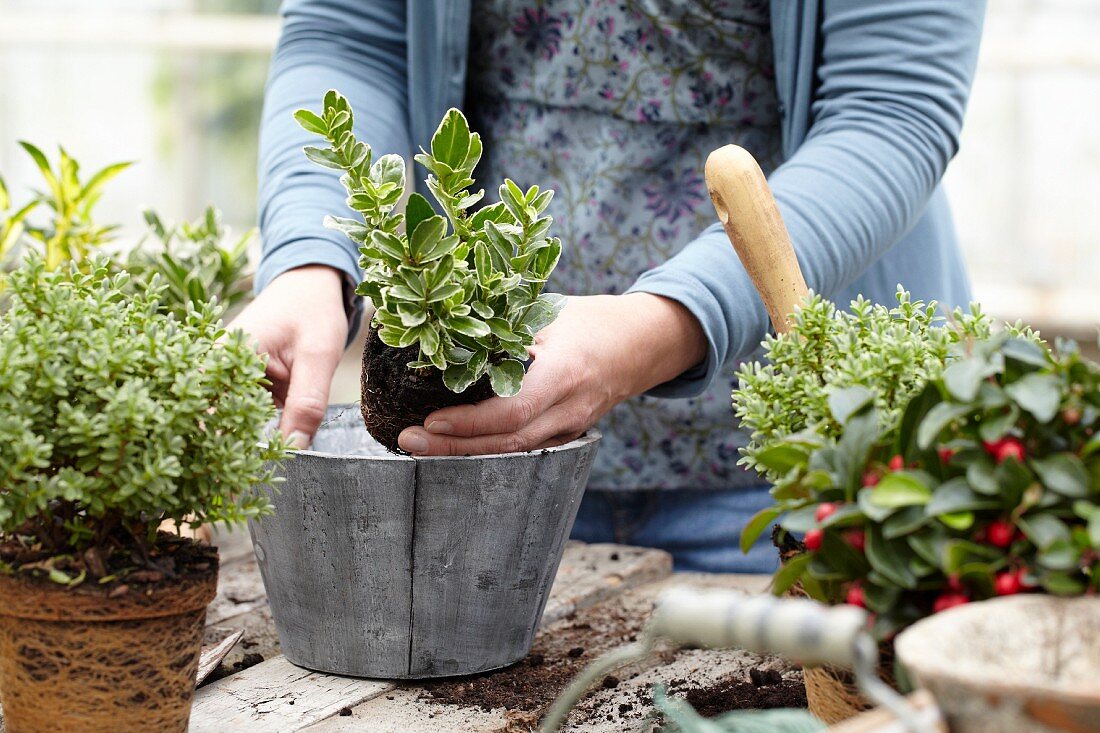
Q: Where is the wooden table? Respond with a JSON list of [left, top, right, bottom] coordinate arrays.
[[0, 530, 787, 733]]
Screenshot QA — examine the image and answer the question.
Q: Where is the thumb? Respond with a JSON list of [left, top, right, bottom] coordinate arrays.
[[279, 349, 340, 449]]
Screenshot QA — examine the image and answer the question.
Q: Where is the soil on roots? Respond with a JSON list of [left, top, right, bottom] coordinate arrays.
[[360, 323, 494, 452]]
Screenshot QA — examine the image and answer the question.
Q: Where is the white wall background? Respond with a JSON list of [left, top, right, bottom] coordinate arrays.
[[1, 0, 1097, 349]]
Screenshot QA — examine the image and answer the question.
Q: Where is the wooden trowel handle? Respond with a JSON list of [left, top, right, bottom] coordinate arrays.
[[705, 145, 808, 334]]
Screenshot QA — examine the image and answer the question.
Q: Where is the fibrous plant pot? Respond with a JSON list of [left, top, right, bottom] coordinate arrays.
[[896, 595, 1100, 733], [248, 405, 600, 679], [0, 560, 218, 733]]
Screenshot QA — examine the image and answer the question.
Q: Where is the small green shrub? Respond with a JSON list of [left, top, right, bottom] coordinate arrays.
[[733, 289, 994, 481], [296, 90, 564, 396], [746, 331, 1100, 639], [127, 206, 253, 319], [0, 256, 286, 581]]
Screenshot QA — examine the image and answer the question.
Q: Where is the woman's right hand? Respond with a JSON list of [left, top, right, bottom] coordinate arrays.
[[227, 265, 350, 448]]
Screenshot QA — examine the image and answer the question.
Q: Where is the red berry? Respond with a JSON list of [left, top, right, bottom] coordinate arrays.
[[846, 585, 866, 608], [994, 571, 1022, 596], [1063, 407, 1082, 425], [844, 528, 867, 553], [995, 438, 1025, 464], [933, 592, 970, 613], [946, 573, 965, 592], [815, 503, 839, 523], [804, 529, 824, 551], [938, 447, 955, 464], [888, 454, 905, 472], [987, 520, 1015, 548], [982, 439, 1000, 456], [862, 470, 880, 488]]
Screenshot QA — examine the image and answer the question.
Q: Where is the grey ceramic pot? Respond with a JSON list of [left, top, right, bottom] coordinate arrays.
[[248, 405, 601, 679]]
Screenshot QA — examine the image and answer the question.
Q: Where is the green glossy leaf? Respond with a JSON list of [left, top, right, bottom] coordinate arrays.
[[917, 402, 972, 450], [938, 512, 974, 530], [978, 405, 1019, 444], [827, 385, 874, 426], [866, 526, 917, 589], [741, 505, 784, 553], [1030, 453, 1090, 498], [1019, 514, 1070, 550], [943, 356, 995, 402], [409, 215, 447, 260], [446, 315, 490, 338], [1001, 337, 1050, 369], [430, 108, 472, 169], [925, 478, 1000, 515], [488, 359, 525, 397], [1005, 372, 1062, 423], [293, 109, 328, 136], [404, 193, 436, 240], [868, 472, 932, 508], [770, 552, 811, 595]]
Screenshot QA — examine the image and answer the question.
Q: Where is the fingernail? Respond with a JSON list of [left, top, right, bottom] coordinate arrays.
[[400, 432, 429, 455], [287, 431, 311, 450], [426, 420, 453, 434]]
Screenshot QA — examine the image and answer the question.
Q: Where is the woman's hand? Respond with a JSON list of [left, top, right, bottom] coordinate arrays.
[[397, 292, 707, 456], [227, 265, 349, 448]]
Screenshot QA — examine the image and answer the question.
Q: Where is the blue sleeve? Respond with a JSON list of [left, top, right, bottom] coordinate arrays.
[[628, 0, 986, 397], [255, 0, 411, 336]]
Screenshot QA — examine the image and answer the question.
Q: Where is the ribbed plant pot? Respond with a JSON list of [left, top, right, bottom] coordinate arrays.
[[248, 405, 600, 679]]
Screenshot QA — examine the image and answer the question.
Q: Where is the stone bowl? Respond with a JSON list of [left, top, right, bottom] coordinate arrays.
[[248, 405, 600, 679], [895, 595, 1100, 733]]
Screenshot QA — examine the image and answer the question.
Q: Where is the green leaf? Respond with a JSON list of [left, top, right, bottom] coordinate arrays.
[[409, 215, 447, 260], [489, 359, 525, 397], [294, 109, 328, 136], [770, 552, 811, 595], [443, 362, 478, 393], [868, 472, 932, 508], [883, 506, 931, 538], [938, 512, 974, 531], [943, 356, 995, 402], [1005, 372, 1062, 423], [740, 505, 784, 553], [303, 146, 343, 169], [1019, 514, 1070, 550], [925, 478, 999, 515], [1030, 453, 1090, 498], [943, 539, 1000, 573], [1037, 539, 1079, 571], [1040, 571, 1085, 596], [858, 487, 895, 522], [404, 193, 436, 241], [780, 505, 820, 533], [866, 526, 917, 589], [430, 108, 473, 169], [917, 402, 972, 450], [827, 385, 874, 426], [752, 444, 809, 475], [966, 456, 1000, 495], [1001, 337, 1050, 369], [978, 405, 1019, 443], [908, 528, 950, 569], [368, 154, 406, 190], [446, 315, 490, 338]]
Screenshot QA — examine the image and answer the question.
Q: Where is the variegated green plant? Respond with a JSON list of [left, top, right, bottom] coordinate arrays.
[[295, 91, 564, 397]]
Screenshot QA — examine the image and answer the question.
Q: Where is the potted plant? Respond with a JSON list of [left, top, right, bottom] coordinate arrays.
[[295, 90, 564, 450], [733, 295, 1100, 721], [244, 94, 599, 680], [0, 256, 287, 733]]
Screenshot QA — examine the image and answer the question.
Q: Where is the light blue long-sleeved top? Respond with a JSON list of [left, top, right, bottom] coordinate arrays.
[[257, 0, 987, 398]]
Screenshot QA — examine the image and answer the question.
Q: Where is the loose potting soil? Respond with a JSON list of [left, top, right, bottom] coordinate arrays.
[[360, 324, 494, 451], [419, 595, 806, 726], [0, 531, 218, 594]]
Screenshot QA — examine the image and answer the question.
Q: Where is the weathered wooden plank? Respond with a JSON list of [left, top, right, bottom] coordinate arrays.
[[189, 656, 394, 733], [542, 543, 673, 624], [306, 573, 777, 733], [191, 543, 672, 732]]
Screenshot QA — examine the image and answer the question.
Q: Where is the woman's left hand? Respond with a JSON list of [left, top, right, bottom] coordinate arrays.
[[396, 292, 707, 456]]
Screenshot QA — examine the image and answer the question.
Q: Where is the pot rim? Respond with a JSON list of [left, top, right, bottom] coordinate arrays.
[[291, 404, 602, 462], [895, 595, 1100, 705]]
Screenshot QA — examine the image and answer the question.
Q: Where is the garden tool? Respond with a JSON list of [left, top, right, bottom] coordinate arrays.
[[540, 588, 943, 733]]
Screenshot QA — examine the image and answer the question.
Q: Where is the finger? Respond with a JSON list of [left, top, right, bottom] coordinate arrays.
[[280, 347, 341, 449], [399, 403, 584, 456], [423, 362, 569, 437]]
